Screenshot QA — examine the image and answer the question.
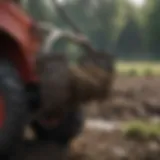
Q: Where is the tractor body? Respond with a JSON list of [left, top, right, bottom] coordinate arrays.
[[0, 1, 40, 84], [0, 1, 115, 159], [0, 1, 83, 158], [0, 1, 42, 158]]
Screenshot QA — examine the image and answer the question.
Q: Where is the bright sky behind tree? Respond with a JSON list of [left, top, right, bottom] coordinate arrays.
[[129, 0, 145, 6]]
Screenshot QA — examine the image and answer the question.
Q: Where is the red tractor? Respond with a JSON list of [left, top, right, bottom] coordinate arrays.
[[0, 1, 88, 158], [0, 0, 42, 157], [0, 0, 115, 159]]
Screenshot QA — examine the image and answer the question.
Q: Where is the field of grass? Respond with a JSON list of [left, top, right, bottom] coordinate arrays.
[[122, 120, 160, 140], [117, 61, 160, 76]]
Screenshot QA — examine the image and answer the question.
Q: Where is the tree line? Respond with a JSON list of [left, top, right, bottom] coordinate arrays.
[[22, 0, 160, 60]]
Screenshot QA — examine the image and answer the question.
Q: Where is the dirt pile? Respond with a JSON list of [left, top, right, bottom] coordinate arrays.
[[70, 63, 114, 102], [36, 53, 71, 113], [36, 51, 115, 117]]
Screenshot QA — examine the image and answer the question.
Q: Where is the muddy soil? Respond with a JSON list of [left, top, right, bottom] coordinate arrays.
[[14, 123, 160, 160], [85, 76, 160, 120], [70, 127, 160, 160], [14, 76, 160, 160]]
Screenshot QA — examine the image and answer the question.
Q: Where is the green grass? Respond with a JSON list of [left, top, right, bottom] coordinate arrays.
[[116, 61, 160, 76], [122, 120, 160, 140]]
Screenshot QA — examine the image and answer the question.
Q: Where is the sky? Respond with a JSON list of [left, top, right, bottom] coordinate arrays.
[[129, 0, 145, 6]]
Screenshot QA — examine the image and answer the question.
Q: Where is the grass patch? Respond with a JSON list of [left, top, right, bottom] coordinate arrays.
[[122, 120, 160, 141], [116, 61, 160, 76]]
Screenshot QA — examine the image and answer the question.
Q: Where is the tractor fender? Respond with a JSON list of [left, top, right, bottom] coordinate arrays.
[[0, 2, 40, 83], [0, 30, 37, 83]]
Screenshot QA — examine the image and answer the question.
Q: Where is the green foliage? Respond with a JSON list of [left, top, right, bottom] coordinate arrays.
[[115, 18, 144, 55], [115, 1, 145, 57], [22, 0, 55, 21], [122, 120, 160, 140], [128, 69, 138, 76], [24, 0, 126, 51], [144, 0, 160, 59], [62, 0, 124, 51], [144, 68, 153, 76], [117, 61, 160, 76], [20, 0, 160, 61]]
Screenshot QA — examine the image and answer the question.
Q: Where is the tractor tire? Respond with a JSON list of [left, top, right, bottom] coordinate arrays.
[[0, 59, 28, 157], [31, 107, 84, 146]]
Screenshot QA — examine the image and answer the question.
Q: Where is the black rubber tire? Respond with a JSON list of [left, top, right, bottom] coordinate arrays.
[[0, 59, 29, 155], [31, 107, 84, 146]]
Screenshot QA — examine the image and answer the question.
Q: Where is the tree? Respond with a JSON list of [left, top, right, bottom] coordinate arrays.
[[61, 0, 124, 51], [115, 2, 144, 58], [21, 0, 128, 54], [145, 0, 160, 59]]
